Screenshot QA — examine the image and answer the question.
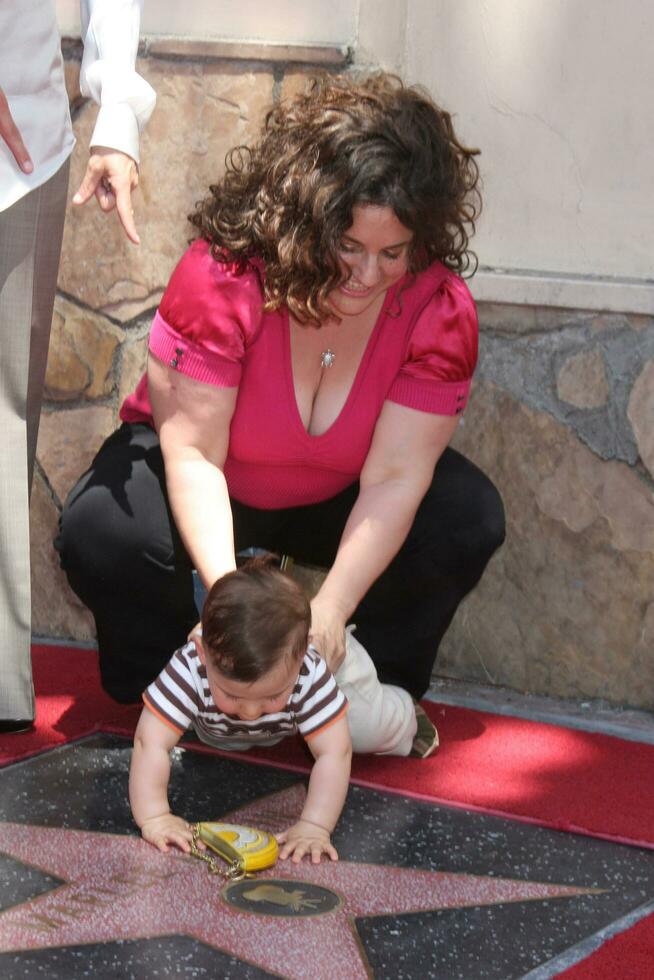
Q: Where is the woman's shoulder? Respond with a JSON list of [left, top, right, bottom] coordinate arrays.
[[158, 239, 265, 345], [396, 262, 478, 386], [164, 239, 264, 308], [408, 261, 476, 319]]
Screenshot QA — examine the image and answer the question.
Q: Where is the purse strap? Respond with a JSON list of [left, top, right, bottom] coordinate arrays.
[[189, 823, 250, 881]]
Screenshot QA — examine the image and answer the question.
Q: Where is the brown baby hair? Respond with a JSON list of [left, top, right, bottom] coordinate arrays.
[[200, 556, 311, 682]]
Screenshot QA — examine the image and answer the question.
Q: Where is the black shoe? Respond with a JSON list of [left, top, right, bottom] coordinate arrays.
[[0, 719, 34, 734]]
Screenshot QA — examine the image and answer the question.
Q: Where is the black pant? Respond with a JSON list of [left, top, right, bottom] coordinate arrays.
[[56, 423, 505, 703]]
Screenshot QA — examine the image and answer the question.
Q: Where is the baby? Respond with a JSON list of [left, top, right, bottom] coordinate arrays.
[[129, 559, 351, 863], [129, 557, 435, 863]]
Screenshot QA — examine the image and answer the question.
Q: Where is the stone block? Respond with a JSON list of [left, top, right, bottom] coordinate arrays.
[[477, 302, 594, 337], [476, 310, 649, 466], [443, 381, 654, 709], [590, 312, 650, 334], [64, 59, 83, 110], [279, 70, 317, 103], [36, 406, 114, 507], [29, 470, 96, 641], [556, 348, 609, 409], [58, 60, 274, 322], [45, 297, 124, 402], [627, 359, 654, 478]]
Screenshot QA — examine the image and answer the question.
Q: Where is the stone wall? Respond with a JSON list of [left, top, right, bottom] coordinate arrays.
[[440, 305, 654, 709], [31, 42, 654, 710]]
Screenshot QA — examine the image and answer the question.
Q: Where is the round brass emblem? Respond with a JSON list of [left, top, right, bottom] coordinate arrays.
[[222, 878, 342, 917]]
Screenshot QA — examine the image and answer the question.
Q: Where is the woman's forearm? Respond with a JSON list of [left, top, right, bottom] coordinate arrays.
[[149, 357, 238, 590], [318, 478, 425, 619], [164, 451, 237, 588]]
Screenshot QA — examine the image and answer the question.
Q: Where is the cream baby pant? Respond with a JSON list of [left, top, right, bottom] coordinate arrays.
[[335, 627, 417, 756]]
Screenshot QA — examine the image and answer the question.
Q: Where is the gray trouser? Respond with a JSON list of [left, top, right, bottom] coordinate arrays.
[[0, 160, 69, 720]]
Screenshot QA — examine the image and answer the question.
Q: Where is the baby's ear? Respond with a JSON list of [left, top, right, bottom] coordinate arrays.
[[193, 633, 207, 665]]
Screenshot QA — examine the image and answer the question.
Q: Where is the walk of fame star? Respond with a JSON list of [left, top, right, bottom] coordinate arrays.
[[0, 784, 601, 980]]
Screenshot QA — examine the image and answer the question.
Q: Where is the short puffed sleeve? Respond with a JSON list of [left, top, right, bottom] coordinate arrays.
[[148, 239, 264, 387], [387, 273, 478, 416]]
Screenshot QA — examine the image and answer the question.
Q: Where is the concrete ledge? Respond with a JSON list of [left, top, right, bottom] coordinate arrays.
[[428, 676, 654, 745], [62, 35, 348, 66], [146, 37, 348, 65], [471, 268, 654, 316]]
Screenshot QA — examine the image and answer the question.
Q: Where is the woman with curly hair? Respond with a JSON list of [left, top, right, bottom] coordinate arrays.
[[58, 73, 505, 754]]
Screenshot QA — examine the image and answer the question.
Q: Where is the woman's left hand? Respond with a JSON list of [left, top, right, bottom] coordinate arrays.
[[309, 593, 347, 673]]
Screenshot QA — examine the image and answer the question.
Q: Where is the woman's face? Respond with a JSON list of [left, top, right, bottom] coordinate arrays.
[[329, 204, 413, 318]]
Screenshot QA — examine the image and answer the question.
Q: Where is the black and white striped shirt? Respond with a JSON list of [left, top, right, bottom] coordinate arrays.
[[143, 641, 347, 749]]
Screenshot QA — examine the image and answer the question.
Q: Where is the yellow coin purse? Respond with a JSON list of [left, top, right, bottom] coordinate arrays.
[[191, 821, 278, 880]]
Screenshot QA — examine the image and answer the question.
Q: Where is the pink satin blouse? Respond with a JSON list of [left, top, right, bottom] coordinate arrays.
[[121, 240, 478, 508]]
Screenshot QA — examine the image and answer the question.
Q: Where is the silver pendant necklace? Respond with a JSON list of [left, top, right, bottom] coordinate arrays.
[[320, 349, 336, 369]]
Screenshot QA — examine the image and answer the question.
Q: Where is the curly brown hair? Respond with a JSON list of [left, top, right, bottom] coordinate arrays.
[[190, 72, 481, 324]]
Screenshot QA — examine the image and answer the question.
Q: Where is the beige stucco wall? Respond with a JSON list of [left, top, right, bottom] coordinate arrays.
[[403, 0, 654, 315]]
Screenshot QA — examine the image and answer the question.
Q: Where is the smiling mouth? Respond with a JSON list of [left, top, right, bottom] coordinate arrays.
[[340, 278, 373, 296]]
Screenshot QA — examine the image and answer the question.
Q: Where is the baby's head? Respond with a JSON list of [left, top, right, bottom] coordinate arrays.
[[197, 558, 311, 721]]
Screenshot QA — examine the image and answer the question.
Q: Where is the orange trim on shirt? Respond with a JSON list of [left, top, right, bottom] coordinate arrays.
[[142, 694, 186, 736], [303, 703, 349, 741]]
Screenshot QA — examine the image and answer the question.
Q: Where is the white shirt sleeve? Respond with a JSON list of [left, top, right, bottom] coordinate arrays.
[[79, 0, 156, 163]]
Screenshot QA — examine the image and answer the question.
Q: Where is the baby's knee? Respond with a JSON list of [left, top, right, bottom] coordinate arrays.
[[346, 683, 416, 756]]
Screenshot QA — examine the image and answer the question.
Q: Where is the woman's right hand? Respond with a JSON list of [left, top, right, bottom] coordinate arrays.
[[309, 592, 348, 673]]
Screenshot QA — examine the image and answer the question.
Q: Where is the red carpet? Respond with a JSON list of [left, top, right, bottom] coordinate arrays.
[[2, 644, 653, 849], [2, 643, 653, 976], [558, 912, 654, 979]]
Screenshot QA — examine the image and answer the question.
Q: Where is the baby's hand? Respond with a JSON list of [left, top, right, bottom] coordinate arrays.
[[276, 819, 338, 864], [140, 813, 195, 853]]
